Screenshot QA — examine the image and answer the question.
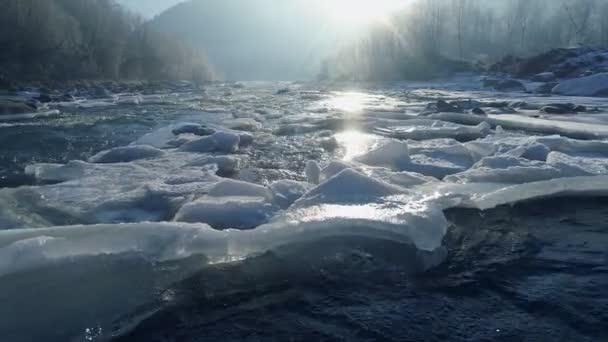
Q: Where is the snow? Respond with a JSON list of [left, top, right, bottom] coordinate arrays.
[[552, 73, 608, 96]]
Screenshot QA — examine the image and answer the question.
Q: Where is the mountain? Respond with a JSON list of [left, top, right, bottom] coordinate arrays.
[[116, 0, 185, 18], [150, 0, 342, 81], [0, 0, 213, 83]]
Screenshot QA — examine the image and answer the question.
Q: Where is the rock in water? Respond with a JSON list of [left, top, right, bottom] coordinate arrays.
[[422, 99, 463, 115], [540, 103, 586, 114], [172, 124, 215, 136], [483, 78, 526, 92], [471, 107, 486, 116]]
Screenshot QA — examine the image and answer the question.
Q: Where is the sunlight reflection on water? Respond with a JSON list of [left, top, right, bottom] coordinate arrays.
[[327, 92, 369, 113], [334, 130, 379, 161]]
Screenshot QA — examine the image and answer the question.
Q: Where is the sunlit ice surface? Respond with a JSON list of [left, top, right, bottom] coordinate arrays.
[[327, 91, 368, 113], [335, 130, 379, 161], [285, 194, 440, 225], [319, 0, 408, 28]]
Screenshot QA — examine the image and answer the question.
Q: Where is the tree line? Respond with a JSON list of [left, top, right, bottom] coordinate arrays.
[[0, 0, 214, 83], [322, 0, 608, 81]]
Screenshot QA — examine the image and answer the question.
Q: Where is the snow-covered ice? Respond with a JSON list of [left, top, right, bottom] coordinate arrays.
[[552, 72, 608, 96]]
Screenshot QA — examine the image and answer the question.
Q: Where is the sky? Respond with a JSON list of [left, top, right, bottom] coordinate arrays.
[[117, 0, 185, 18]]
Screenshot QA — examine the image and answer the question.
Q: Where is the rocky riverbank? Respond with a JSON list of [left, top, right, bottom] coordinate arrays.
[[484, 47, 608, 96], [0, 80, 209, 120]]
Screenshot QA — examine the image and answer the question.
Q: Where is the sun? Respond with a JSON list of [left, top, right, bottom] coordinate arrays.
[[320, 0, 406, 28]]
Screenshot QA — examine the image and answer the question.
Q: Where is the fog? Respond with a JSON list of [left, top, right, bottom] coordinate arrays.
[[116, 0, 608, 81], [2, 0, 608, 82], [150, 0, 367, 80], [324, 0, 608, 80]]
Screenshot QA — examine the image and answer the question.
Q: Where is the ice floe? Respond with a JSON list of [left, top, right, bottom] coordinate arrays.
[[3, 81, 608, 285], [180, 131, 242, 153]]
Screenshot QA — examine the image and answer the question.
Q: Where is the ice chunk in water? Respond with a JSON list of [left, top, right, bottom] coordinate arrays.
[[536, 136, 608, 156], [295, 168, 403, 207], [444, 155, 578, 184], [25, 160, 87, 183], [223, 118, 262, 132], [305, 160, 321, 184], [188, 155, 241, 174], [208, 179, 272, 199], [270, 180, 314, 209], [547, 151, 608, 175], [320, 160, 360, 183], [180, 131, 241, 153], [355, 140, 411, 171], [89, 145, 165, 163], [174, 196, 273, 229]]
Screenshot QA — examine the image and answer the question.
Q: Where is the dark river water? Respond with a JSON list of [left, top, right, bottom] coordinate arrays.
[[110, 196, 608, 342]]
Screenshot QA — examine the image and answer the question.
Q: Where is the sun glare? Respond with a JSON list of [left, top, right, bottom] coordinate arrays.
[[321, 0, 406, 27]]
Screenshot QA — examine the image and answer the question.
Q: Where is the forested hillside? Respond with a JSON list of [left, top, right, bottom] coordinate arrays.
[[323, 0, 608, 81], [0, 0, 213, 83]]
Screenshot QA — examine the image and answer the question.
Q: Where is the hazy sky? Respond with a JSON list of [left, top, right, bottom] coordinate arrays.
[[117, 0, 185, 18]]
